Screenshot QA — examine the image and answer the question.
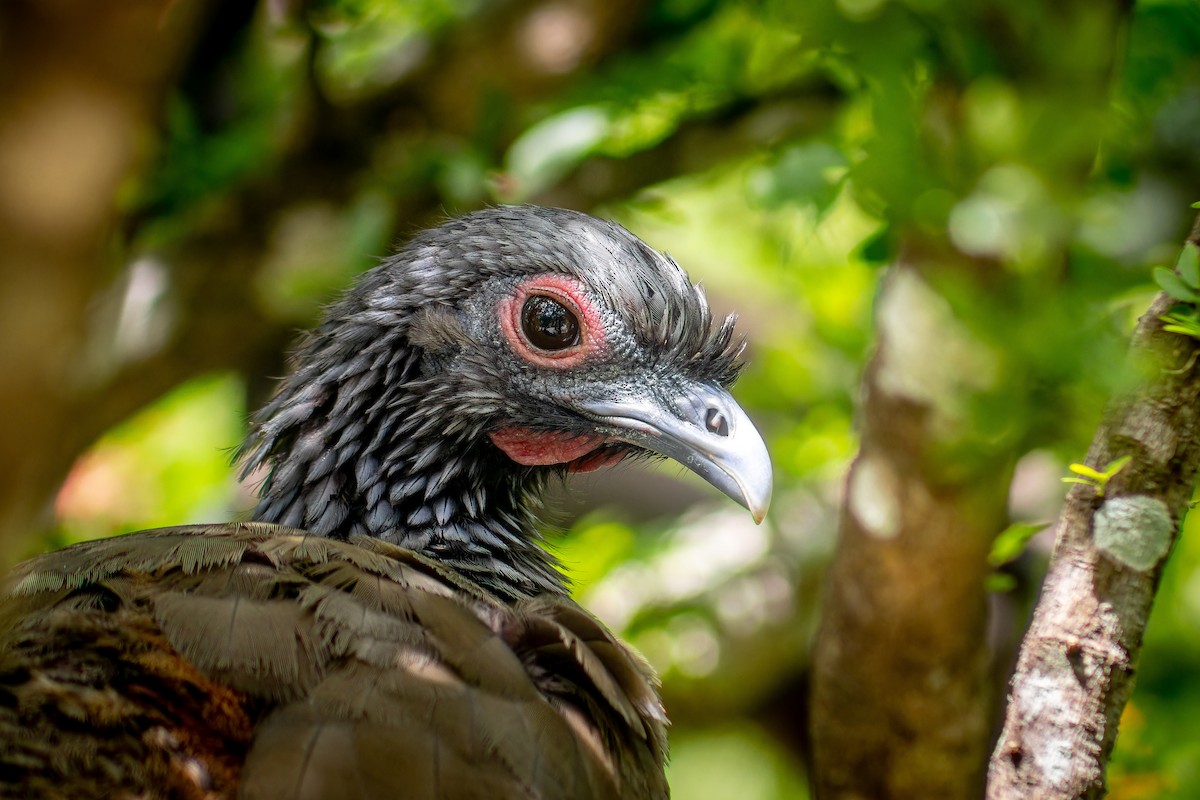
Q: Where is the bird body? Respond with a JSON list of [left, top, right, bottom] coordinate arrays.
[[0, 207, 770, 799], [1, 525, 665, 799]]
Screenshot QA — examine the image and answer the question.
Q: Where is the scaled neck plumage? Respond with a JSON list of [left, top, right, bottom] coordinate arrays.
[[239, 312, 566, 603]]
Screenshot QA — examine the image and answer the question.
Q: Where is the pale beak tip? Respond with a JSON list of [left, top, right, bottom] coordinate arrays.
[[742, 479, 771, 525]]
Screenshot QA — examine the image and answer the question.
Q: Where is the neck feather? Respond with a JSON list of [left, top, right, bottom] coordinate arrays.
[[239, 329, 566, 601]]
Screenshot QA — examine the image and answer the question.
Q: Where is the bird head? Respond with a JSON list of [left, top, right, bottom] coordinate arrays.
[[242, 206, 771, 597]]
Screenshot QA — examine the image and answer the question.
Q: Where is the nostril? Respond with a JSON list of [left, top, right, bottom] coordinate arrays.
[[705, 407, 730, 437]]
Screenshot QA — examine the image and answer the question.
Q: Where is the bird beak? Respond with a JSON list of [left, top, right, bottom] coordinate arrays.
[[578, 382, 772, 523]]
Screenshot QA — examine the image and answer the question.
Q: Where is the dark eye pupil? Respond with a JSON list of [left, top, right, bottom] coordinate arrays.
[[521, 295, 580, 351]]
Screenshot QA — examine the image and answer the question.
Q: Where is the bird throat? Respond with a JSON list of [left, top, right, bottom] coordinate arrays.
[[487, 427, 623, 473], [241, 347, 577, 600]]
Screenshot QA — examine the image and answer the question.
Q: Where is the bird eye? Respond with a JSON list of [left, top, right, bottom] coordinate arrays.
[[521, 294, 581, 352]]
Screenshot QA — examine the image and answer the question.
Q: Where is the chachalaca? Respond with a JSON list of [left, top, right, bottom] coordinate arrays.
[[0, 206, 771, 799]]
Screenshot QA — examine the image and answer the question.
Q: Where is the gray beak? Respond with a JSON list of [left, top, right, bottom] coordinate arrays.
[[579, 382, 772, 523]]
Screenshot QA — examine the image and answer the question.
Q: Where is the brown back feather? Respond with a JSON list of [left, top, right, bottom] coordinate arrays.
[[0, 524, 668, 799]]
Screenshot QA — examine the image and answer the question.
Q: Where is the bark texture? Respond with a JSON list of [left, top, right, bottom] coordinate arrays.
[[987, 215, 1200, 798], [810, 257, 1012, 798]]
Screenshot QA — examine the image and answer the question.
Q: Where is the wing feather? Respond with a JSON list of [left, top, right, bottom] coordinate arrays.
[[1, 523, 668, 799]]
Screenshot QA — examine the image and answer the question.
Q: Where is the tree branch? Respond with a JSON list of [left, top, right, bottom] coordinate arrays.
[[987, 213, 1200, 798]]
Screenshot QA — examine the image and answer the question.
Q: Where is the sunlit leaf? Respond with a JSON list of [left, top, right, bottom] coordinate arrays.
[[1062, 476, 1097, 486], [1103, 455, 1132, 479], [1068, 463, 1108, 481], [504, 106, 610, 200]]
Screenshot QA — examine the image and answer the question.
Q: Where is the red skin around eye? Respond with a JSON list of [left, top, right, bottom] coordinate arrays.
[[491, 274, 621, 470], [498, 274, 606, 370]]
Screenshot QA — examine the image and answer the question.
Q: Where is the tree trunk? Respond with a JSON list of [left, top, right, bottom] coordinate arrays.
[[810, 253, 1011, 798], [988, 215, 1200, 798]]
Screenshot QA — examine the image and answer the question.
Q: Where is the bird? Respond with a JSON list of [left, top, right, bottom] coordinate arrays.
[[0, 205, 771, 800]]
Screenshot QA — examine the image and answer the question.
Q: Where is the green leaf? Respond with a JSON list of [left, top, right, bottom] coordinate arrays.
[[1178, 244, 1200, 288], [1160, 312, 1200, 336], [1062, 457, 1128, 498], [748, 141, 847, 214], [986, 573, 1018, 593], [989, 521, 1049, 566], [1068, 463, 1107, 481], [1102, 455, 1132, 479], [504, 106, 611, 201], [1154, 267, 1200, 302], [1191, 201, 1200, 209], [1062, 476, 1097, 487], [858, 225, 894, 265]]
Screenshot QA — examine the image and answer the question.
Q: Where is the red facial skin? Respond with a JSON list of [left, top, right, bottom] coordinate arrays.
[[489, 275, 624, 472], [488, 427, 622, 472]]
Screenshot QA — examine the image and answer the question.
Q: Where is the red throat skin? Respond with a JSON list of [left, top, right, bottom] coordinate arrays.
[[488, 427, 625, 473]]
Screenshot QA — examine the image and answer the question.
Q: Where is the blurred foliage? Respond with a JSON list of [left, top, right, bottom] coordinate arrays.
[[38, 0, 1200, 795], [667, 724, 809, 799], [54, 375, 246, 550]]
